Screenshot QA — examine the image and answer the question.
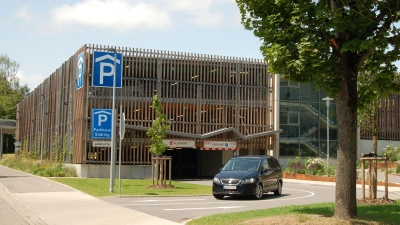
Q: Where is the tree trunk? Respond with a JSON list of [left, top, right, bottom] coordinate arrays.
[[371, 135, 378, 199], [156, 158, 159, 186], [334, 66, 358, 219], [160, 159, 164, 186]]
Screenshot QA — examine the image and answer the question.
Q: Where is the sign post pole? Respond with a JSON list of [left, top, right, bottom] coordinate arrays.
[[109, 50, 117, 193], [119, 113, 125, 195], [92, 49, 122, 193]]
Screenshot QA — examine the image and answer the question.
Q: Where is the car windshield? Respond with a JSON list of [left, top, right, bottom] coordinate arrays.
[[222, 158, 261, 172]]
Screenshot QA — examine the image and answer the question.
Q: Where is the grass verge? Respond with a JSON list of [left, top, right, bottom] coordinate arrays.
[[49, 178, 212, 197], [187, 201, 400, 225]]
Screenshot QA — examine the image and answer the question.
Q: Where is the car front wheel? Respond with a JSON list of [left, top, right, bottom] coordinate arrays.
[[254, 184, 263, 199], [274, 181, 282, 196]]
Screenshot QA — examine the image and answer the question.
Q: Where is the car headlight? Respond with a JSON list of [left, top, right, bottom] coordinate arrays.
[[242, 178, 255, 184], [213, 177, 220, 184]]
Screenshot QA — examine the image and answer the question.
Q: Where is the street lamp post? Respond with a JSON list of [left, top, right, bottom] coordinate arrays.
[[322, 97, 333, 166]]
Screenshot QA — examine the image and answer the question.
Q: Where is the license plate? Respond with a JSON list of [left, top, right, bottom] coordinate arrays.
[[223, 185, 236, 190]]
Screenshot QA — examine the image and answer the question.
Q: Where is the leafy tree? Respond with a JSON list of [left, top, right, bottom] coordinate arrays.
[[358, 97, 379, 199], [357, 70, 400, 199], [147, 95, 171, 156], [237, 0, 400, 219], [0, 54, 29, 119]]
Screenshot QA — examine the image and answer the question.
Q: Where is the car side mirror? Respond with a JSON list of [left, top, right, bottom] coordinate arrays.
[[262, 168, 269, 173]]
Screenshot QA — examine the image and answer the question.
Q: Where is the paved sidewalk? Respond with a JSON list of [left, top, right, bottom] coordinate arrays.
[[0, 166, 179, 225]]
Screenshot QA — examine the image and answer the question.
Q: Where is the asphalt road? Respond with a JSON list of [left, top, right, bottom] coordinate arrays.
[[102, 182, 338, 224]]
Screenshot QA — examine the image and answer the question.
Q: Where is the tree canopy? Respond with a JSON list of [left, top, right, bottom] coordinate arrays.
[[237, 0, 400, 220], [0, 54, 29, 119]]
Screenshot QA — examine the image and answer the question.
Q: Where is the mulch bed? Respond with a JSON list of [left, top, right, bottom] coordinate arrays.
[[146, 185, 176, 189], [357, 198, 397, 205]]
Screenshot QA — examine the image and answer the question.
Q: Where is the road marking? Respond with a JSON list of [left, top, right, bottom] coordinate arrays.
[[266, 188, 315, 201], [164, 206, 245, 211], [121, 201, 221, 206], [120, 188, 315, 206], [131, 199, 206, 202]]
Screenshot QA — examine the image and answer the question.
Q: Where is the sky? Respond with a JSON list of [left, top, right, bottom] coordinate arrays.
[[0, 0, 264, 91]]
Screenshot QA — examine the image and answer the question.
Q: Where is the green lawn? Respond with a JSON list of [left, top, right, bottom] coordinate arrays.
[[50, 177, 400, 224], [187, 201, 400, 225], [49, 178, 212, 197]]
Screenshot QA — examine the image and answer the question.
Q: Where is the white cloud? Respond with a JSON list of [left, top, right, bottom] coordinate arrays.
[[46, 0, 236, 32], [14, 5, 33, 21], [50, 0, 173, 32], [9, 0, 239, 34], [165, 0, 225, 27], [16, 69, 46, 91]]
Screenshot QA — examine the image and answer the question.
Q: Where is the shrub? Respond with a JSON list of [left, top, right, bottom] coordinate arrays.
[[0, 151, 77, 177], [287, 156, 306, 174], [61, 165, 77, 177], [396, 164, 400, 174], [305, 157, 325, 175], [381, 145, 400, 162]]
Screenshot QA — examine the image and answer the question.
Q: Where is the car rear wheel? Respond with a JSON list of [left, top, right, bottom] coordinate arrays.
[[274, 181, 282, 196], [213, 194, 224, 199], [254, 184, 263, 199]]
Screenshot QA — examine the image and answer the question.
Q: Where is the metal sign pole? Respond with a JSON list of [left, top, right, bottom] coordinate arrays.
[[109, 50, 117, 193], [118, 75, 123, 194], [119, 107, 122, 195]]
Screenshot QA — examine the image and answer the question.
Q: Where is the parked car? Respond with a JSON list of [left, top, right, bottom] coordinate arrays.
[[212, 155, 282, 199]]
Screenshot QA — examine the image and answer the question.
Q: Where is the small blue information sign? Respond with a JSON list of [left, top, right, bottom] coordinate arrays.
[[76, 52, 84, 90], [91, 109, 113, 139]]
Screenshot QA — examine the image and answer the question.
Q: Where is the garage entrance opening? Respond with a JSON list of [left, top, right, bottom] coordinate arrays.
[[164, 148, 198, 179]]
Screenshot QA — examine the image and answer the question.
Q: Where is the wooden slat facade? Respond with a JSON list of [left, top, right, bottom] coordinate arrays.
[[360, 94, 400, 140], [16, 44, 277, 165]]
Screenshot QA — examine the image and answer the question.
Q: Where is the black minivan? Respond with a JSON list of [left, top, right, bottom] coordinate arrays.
[[212, 155, 282, 199]]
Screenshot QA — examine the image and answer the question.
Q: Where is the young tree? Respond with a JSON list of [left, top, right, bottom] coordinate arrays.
[[236, 0, 400, 219], [147, 95, 171, 156], [358, 98, 379, 198], [0, 54, 29, 119], [147, 95, 171, 186], [357, 70, 400, 199]]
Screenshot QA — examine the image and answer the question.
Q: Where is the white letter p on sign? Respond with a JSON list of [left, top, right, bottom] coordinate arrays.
[[99, 62, 114, 84], [98, 114, 108, 126]]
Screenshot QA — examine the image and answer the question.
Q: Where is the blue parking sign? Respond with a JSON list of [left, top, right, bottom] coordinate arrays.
[[92, 109, 113, 139], [76, 52, 84, 90], [92, 51, 123, 88]]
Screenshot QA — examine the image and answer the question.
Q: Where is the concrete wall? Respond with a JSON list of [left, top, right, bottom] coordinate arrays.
[[68, 164, 152, 179], [358, 139, 400, 157]]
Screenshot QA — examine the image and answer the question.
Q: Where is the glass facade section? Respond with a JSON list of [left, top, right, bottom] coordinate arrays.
[[279, 76, 338, 157]]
